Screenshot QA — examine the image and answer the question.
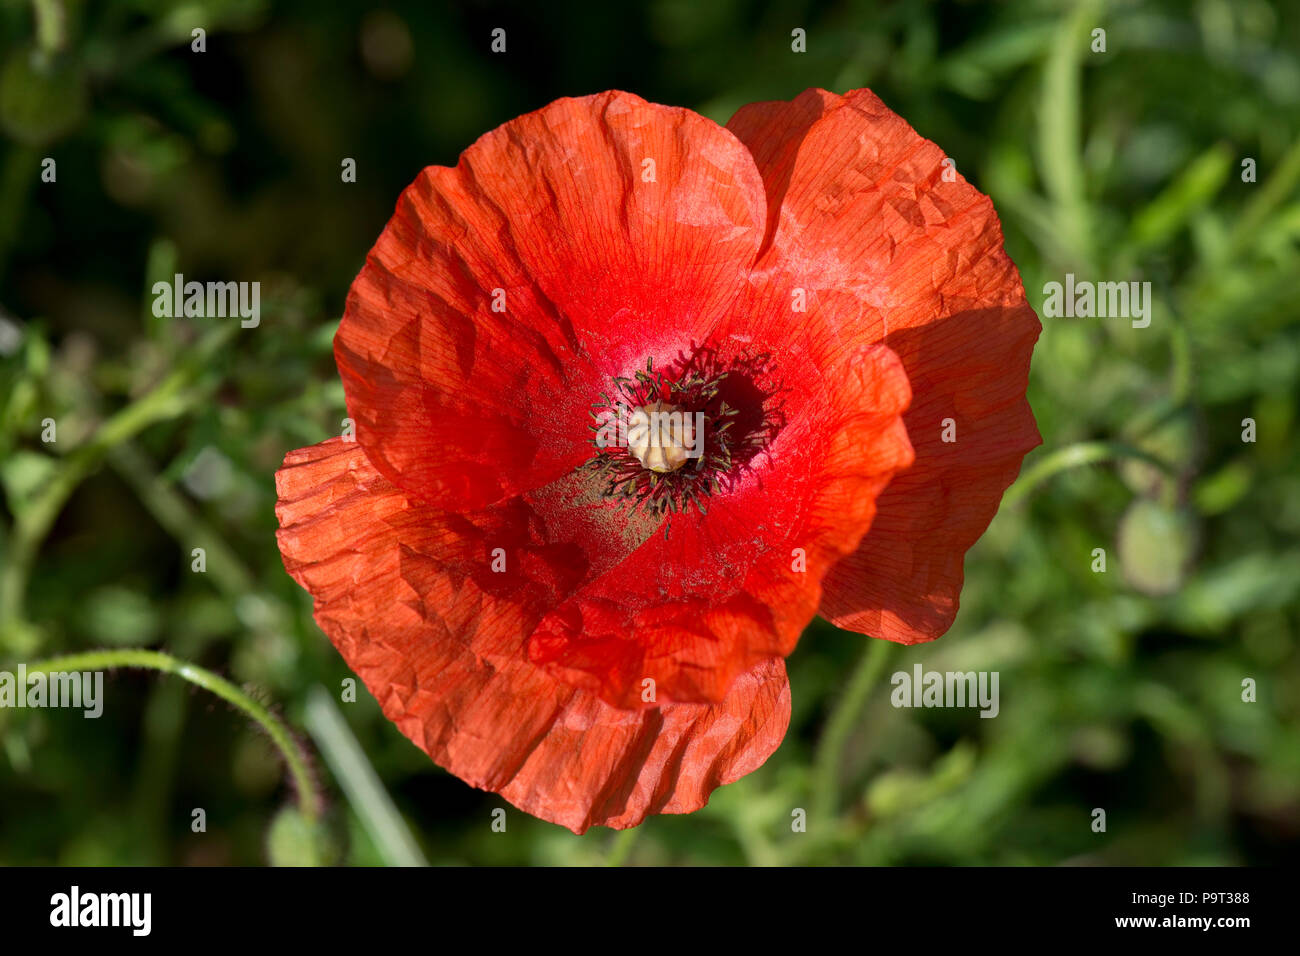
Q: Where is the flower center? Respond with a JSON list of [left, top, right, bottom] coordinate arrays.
[[627, 400, 697, 474], [584, 353, 775, 519]]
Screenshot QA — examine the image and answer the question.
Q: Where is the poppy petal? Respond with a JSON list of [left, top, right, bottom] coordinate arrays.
[[275, 438, 790, 833], [727, 88, 1041, 644], [336, 90, 768, 511]]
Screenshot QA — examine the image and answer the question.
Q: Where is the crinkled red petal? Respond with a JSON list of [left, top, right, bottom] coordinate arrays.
[[727, 88, 1041, 643], [275, 438, 790, 833]]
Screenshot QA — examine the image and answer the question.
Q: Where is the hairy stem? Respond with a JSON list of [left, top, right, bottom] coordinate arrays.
[[22, 648, 323, 821]]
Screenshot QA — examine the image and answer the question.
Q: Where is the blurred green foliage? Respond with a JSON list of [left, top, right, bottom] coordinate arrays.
[[1, 0, 1298, 865]]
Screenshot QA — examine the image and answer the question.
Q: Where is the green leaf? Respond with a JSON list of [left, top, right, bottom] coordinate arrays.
[[1129, 144, 1233, 251]]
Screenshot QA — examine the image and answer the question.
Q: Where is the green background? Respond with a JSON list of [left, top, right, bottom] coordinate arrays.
[[1, 0, 1298, 865]]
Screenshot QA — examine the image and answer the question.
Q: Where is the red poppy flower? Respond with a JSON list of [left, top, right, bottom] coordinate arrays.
[[275, 88, 1040, 833]]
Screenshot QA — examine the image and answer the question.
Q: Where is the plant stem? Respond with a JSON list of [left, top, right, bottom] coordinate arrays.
[[1000, 440, 1179, 510], [812, 638, 893, 822], [1038, 0, 1100, 269], [108, 441, 255, 598], [22, 648, 323, 821], [31, 0, 66, 54], [0, 323, 235, 637], [605, 826, 640, 867], [1225, 131, 1300, 261], [303, 685, 427, 866]]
